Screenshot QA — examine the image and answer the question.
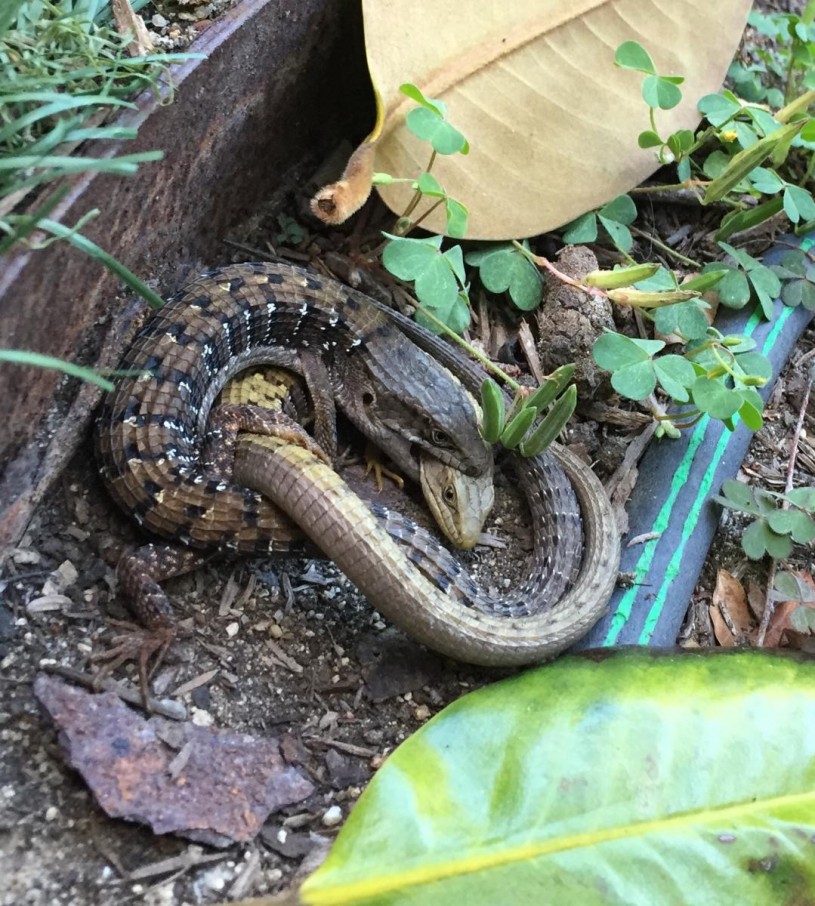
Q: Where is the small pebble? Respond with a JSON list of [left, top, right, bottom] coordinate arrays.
[[414, 704, 431, 721], [151, 13, 168, 26], [321, 805, 342, 827]]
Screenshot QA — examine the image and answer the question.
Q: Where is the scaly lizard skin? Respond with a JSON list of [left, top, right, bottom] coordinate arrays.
[[95, 262, 500, 638], [94, 260, 618, 669]]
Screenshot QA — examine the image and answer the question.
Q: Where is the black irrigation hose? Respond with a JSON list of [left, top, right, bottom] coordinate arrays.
[[576, 233, 815, 650]]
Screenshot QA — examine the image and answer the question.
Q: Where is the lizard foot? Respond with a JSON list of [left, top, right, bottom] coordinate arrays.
[[91, 619, 176, 709], [364, 441, 405, 491]]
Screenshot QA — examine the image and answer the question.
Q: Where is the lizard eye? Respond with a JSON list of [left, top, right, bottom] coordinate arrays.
[[430, 429, 453, 448], [443, 484, 456, 504], [362, 391, 375, 406]]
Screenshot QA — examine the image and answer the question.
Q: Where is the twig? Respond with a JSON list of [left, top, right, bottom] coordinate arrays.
[[756, 360, 815, 646], [629, 225, 701, 268], [40, 663, 187, 720]]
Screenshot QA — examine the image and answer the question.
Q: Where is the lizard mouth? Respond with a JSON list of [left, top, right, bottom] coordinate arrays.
[[419, 455, 494, 549]]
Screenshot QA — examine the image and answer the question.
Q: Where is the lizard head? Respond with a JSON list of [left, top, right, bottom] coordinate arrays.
[[333, 337, 495, 545], [335, 337, 493, 486], [419, 455, 494, 549]]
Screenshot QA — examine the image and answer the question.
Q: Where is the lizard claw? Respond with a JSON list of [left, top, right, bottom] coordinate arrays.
[[364, 441, 405, 491], [91, 619, 176, 710]]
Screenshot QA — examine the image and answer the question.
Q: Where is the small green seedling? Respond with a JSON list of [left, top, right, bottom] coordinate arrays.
[[714, 479, 815, 560], [479, 365, 576, 457]]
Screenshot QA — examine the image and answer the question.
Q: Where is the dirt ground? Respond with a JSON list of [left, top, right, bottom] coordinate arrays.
[[2, 4, 815, 905]]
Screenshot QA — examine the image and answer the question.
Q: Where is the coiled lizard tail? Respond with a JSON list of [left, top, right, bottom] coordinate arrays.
[[234, 434, 619, 665], [95, 261, 495, 556]]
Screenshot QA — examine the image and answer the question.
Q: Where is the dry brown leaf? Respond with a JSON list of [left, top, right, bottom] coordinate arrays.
[[111, 0, 154, 56], [363, 0, 751, 239], [765, 572, 815, 649], [709, 568, 753, 647]]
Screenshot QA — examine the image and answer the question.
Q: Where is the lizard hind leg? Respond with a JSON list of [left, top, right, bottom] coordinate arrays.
[[205, 403, 331, 477], [92, 544, 208, 706]]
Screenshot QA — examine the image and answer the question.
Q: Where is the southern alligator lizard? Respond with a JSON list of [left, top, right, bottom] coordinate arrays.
[[96, 262, 496, 640], [95, 260, 618, 665], [235, 433, 618, 664]]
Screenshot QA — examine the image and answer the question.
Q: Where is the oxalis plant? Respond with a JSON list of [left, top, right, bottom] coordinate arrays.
[[375, 84, 577, 458], [602, 33, 815, 578], [374, 81, 777, 451], [375, 46, 815, 589]]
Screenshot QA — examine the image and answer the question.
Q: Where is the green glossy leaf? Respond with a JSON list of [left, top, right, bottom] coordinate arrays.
[[593, 333, 660, 370], [734, 351, 773, 383], [302, 651, 815, 906], [415, 290, 470, 336], [789, 511, 815, 544], [764, 523, 795, 559], [638, 130, 663, 149], [748, 167, 785, 194], [789, 606, 815, 633], [442, 244, 466, 286], [414, 258, 460, 312], [444, 197, 469, 238], [381, 234, 443, 280], [784, 184, 815, 223], [716, 269, 751, 308], [415, 172, 444, 196], [653, 301, 709, 340], [703, 149, 732, 179], [406, 107, 469, 155], [473, 246, 541, 311], [782, 278, 815, 310], [610, 360, 657, 400], [599, 194, 637, 225], [718, 241, 757, 271], [738, 393, 764, 432], [775, 571, 815, 603], [785, 487, 815, 511], [399, 83, 446, 117], [507, 260, 542, 311], [614, 40, 655, 73], [697, 92, 742, 126], [692, 377, 742, 419], [654, 354, 696, 403], [642, 74, 682, 110], [598, 215, 632, 251], [562, 212, 597, 244], [768, 509, 797, 534], [719, 478, 759, 512], [742, 520, 772, 559]]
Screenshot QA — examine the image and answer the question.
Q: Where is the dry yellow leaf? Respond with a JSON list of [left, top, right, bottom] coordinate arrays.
[[364, 0, 751, 239]]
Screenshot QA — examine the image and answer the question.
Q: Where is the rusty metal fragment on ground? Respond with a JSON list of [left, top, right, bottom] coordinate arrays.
[[34, 674, 314, 845]]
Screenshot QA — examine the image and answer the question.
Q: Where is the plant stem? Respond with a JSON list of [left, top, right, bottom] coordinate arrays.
[[511, 240, 607, 298], [629, 225, 702, 267], [405, 297, 522, 392], [399, 149, 437, 222], [402, 197, 445, 236]]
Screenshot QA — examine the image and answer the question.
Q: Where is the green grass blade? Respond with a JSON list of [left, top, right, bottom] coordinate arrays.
[[39, 217, 166, 309], [0, 349, 114, 391]]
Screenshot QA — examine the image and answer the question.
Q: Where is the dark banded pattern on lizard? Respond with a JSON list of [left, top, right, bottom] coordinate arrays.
[[95, 260, 616, 669], [96, 262, 495, 557]]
